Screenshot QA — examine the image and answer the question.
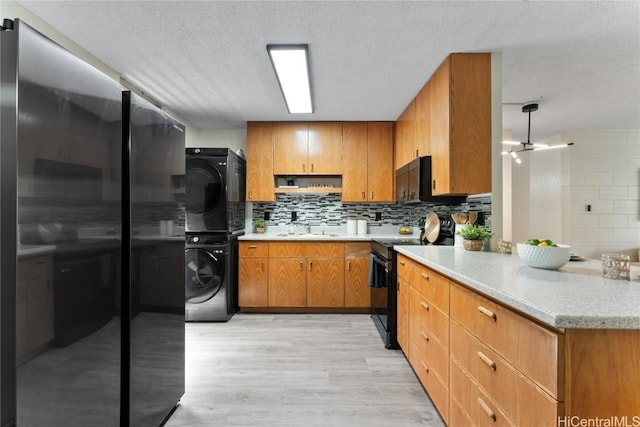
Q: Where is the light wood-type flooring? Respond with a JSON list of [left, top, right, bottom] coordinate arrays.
[[165, 314, 446, 427]]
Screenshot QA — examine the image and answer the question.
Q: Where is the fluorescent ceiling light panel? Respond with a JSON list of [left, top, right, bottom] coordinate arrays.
[[267, 44, 313, 114]]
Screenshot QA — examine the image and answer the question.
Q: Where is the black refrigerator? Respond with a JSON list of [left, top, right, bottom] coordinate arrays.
[[0, 19, 184, 426]]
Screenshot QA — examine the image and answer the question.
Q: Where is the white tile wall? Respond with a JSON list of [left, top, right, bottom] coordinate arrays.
[[561, 129, 640, 260], [508, 128, 639, 260]]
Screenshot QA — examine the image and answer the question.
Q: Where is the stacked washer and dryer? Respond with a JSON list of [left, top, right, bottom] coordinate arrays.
[[185, 148, 246, 321]]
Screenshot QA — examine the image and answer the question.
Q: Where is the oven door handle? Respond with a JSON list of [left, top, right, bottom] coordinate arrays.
[[372, 255, 389, 271]]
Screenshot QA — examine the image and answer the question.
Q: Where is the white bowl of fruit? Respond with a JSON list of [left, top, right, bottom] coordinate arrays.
[[517, 239, 571, 270]]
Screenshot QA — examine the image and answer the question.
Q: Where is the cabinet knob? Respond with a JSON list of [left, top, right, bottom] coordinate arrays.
[[477, 397, 497, 422], [421, 301, 429, 311], [420, 330, 429, 342], [432, 179, 436, 190], [478, 305, 497, 322], [477, 351, 497, 371], [299, 261, 304, 271], [302, 164, 306, 173], [362, 191, 366, 200], [399, 260, 405, 266], [309, 261, 313, 271], [348, 261, 352, 271], [420, 272, 429, 281], [311, 164, 314, 172], [370, 191, 374, 200], [248, 191, 253, 199]]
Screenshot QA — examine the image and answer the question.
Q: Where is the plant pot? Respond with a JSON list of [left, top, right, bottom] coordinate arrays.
[[463, 239, 484, 251], [255, 227, 266, 234]]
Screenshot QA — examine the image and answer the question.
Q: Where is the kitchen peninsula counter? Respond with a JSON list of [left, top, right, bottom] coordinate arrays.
[[394, 245, 640, 329]]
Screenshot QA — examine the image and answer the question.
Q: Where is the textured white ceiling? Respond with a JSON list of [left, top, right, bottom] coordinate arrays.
[[16, 0, 640, 142]]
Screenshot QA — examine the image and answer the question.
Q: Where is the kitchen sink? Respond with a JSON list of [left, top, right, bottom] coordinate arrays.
[[275, 232, 340, 237]]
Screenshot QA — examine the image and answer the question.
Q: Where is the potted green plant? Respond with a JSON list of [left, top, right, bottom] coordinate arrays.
[[456, 224, 494, 251], [253, 219, 267, 234]]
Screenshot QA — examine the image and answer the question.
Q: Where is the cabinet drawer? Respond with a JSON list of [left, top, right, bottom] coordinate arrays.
[[269, 242, 306, 258], [305, 242, 344, 258], [239, 242, 269, 257], [18, 255, 53, 280], [416, 294, 449, 347], [413, 264, 449, 313], [450, 283, 562, 399], [415, 355, 450, 424], [397, 254, 414, 282], [414, 329, 449, 388], [450, 320, 560, 426], [345, 242, 370, 258], [450, 358, 515, 427]]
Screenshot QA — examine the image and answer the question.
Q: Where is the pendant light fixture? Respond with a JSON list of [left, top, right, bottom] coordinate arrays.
[[267, 44, 313, 114], [502, 102, 573, 163]]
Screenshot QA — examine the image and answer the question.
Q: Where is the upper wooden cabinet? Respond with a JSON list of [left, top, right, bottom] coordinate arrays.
[[246, 122, 275, 202], [273, 122, 342, 175], [415, 80, 432, 160], [394, 100, 416, 170], [342, 122, 394, 202], [430, 53, 491, 195]]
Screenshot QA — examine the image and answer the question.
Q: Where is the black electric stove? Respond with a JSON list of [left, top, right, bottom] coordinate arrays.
[[370, 215, 456, 349]]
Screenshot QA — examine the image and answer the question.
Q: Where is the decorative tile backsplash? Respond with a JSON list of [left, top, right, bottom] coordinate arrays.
[[252, 193, 491, 227]]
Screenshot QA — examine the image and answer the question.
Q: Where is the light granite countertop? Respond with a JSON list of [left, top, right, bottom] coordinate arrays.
[[240, 225, 420, 242], [394, 245, 640, 330]]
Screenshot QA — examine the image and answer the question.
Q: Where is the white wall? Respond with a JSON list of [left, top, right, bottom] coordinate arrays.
[[508, 128, 640, 261], [186, 128, 247, 152], [561, 129, 640, 260]]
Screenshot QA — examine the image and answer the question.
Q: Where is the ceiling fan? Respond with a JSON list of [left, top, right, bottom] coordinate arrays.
[[502, 102, 573, 164]]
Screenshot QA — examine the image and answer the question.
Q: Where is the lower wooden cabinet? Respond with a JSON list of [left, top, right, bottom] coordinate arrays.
[[344, 242, 370, 308], [240, 241, 359, 309], [16, 255, 54, 362], [238, 257, 268, 307]]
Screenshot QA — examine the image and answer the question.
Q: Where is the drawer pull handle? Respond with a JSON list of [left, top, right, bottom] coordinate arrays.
[[420, 361, 429, 373], [399, 260, 406, 266], [421, 301, 429, 311], [348, 261, 352, 271], [420, 331, 429, 342], [309, 261, 313, 271], [299, 261, 304, 271], [420, 272, 429, 281], [249, 245, 258, 249], [477, 351, 497, 371], [478, 305, 497, 322], [477, 397, 497, 422]]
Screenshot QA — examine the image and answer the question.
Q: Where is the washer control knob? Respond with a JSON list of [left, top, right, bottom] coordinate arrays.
[[192, 236, 200, 243]]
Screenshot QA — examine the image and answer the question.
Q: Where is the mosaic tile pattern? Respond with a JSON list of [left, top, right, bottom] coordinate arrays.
[[252, 194, 491, 227]]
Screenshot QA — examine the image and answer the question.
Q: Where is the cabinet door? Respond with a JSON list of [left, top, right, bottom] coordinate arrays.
[[430, 57, 451, 195], [341, 122, 368, 202], [397, 277, 410, 352], [273, 122, 308, 174], [367, 122, 394, 202], [344, 258, 370, 308], [447, 53, 491, 195], [415, 80, 432, 157], [307, 259, 344, 307], [246, 122, 275, 202], [395, 100, 416, 169], [308, 122, 342, 174], [268, 258, 306, 307], [28, 275, 55, 349], [239, 257, 268, 307]]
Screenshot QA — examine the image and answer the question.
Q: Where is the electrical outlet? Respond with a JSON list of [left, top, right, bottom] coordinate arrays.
[[375, 212, 382, 221], [291, 211, 297, 221], [264, 211, 271, 220]]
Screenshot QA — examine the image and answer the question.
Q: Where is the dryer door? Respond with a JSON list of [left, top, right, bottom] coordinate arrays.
[[185, 248, 224, 303], [185, 158, 224, 214]]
